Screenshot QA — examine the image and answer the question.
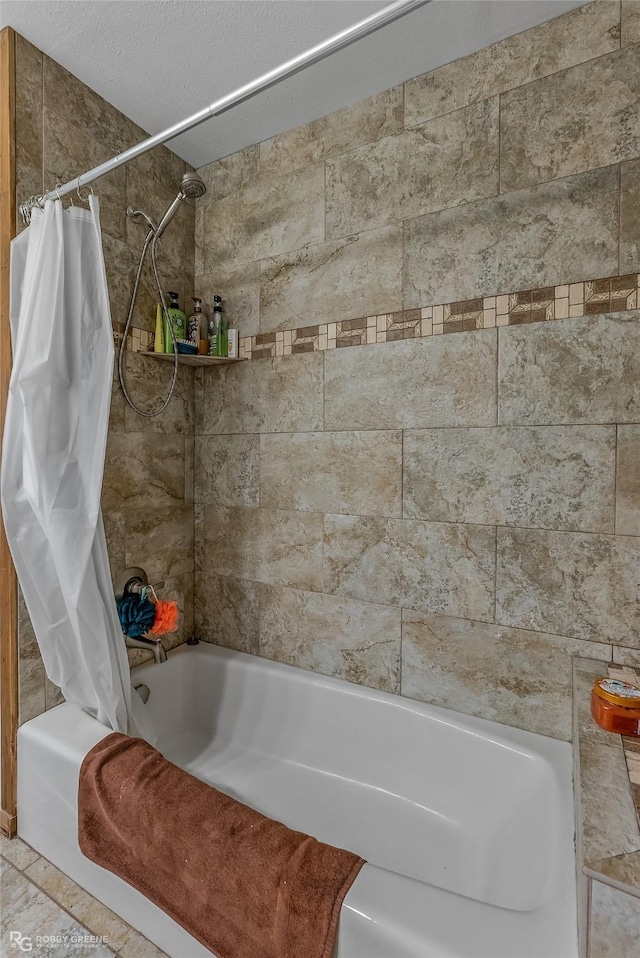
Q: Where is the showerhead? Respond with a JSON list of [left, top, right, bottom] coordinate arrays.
[[154, 172, 207, 238], [180, 171, 206, 199]]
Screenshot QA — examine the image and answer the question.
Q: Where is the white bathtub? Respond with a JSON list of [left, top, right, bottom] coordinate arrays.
[[18, 643, 577, 957]]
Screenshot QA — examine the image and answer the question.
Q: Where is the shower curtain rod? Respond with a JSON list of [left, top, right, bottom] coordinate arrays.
[[19, 0, 431, 220]]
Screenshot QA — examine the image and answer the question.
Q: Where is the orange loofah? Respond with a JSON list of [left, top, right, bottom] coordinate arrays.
[[149, 599, 179, 635]]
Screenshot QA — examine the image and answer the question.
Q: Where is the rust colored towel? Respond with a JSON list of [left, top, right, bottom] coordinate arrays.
[[78, 733, 364, 958]]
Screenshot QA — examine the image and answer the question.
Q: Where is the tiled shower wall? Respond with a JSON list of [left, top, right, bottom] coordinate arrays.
[[14, 34, 196, 722], [193, 0, 640, 743]]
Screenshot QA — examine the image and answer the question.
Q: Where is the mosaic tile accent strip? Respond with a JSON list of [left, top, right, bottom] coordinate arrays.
[[115, 273, 640, 361], [112, 324, 153, 353], [237, 272, 640, 361], [607, 662, 640, 829]]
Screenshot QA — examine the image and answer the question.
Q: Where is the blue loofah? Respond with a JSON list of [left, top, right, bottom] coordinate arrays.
[[117, 594, 156, 637]]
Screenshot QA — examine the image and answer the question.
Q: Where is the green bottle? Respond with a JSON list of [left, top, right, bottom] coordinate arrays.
[[212, 295, 228, 357], [164, 292, 186, 354]]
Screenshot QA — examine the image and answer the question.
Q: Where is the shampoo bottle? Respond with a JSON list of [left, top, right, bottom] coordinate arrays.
[[154, 303, 165, 353], [213, 295, 227, 357], [164, 292, 186, 354], [188, 297, 203, 348]]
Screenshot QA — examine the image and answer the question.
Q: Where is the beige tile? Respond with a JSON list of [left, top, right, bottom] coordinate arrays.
[[43, 52, 138, 158], [102, 432, 185, 513], [589, 880, 640, 957], [125, 503, 194, 583], [128, 140, 187, 198], [260, 431, 402, 518], [622, 0, 640, 45], [118, 927, 169, 958], [404, 2, 621, 127], [259, 225, 403, 333], [324, 514, 495, 621], [620, 159, 640, 275], [18, 616, 46, 725], [498, 312, 640, 426], [496, 527, 640, 645], [195, 572, 259, 653], [128, 648, 154, 669], [197, 145, 260, 203], [202, 506, 323, 592], [15, 37, 44, 228], [259, 586, 401, 693], [613, 646, 640, 667], [501, 46, 640, 192], [326, 98, 499, 237], [125, 164, 195, 278], [195, 261, 260, 338], [44, 677, 65, 710], [103, 510, 125, 583], [617, 425, 640, 536], [579, 737, 640, 865], [184, 433, 194, 506], [194, 435, 259, 507], [260, 87, 403, 178], [0, 834, 39, 870], [24, 857, 132, 951], [201, 351, 323, 434], [324, 330, 497, 431], [202, 162, 325, 269], [404, 166, 619, 307], [587, 851, 640, 895], [123, 350, 194, 434], [15, 33, 43, 84], [402, 612, 610, 740], [43, 107, 127, 244], [102, 232, 136, 341], [403, 425, 616, 533], [0, 859, 113, 957]]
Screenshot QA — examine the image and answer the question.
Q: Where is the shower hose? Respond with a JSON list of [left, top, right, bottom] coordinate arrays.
[[118, 217, 179, 418]]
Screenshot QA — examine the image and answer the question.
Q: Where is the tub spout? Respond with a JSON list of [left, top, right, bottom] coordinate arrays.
[[124, 634, 167, 664]]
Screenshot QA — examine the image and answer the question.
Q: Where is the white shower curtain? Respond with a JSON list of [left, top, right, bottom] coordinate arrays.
[[1, 196, 151, 738]]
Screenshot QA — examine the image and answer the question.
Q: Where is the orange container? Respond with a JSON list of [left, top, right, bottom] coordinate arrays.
[[591, 677, 640, 737]]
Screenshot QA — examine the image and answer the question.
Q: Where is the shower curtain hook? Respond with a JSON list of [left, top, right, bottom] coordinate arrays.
[[76, 175, 92, 203]]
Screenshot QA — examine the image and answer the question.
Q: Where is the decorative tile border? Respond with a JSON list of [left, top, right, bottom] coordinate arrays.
[[239, 272, 640, 361], [116, 272, 640, 359], [607, 663, 640, 828], [112, 322, 153, 352]]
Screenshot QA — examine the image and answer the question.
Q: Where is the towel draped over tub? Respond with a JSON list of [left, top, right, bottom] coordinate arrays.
[[78, 733, 365, 958]]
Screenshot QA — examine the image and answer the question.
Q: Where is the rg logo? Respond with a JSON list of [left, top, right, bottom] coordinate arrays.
[[9, 932, 33, 951]]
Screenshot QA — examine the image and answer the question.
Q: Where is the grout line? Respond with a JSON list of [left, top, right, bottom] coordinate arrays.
[[498, 93, 502, 195], [493, 525, 499, 624], [614, 424, 619, 535], [618, 161, 622, 276], [400, 429, 404, 518], [198, 498, 639, 538], [190, 422, 640, 439], [191, 572, 622, 651], [15, 862, 120, 954]]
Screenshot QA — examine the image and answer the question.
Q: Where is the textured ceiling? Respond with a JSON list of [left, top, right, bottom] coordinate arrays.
[[1, 0, 587, 169]]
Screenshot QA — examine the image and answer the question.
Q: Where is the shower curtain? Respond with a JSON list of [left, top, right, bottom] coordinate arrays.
[[1, 196, 151, 738]]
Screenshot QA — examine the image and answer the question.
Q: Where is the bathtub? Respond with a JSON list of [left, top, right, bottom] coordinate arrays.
[[18, 643, 577, 957]]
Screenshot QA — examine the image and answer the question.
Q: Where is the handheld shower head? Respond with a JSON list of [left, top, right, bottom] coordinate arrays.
[[155, 172, 207, 238], [180, 171, 207, 199]]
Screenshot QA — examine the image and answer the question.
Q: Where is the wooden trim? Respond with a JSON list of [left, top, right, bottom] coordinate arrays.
[[0, 26, 18, 840]]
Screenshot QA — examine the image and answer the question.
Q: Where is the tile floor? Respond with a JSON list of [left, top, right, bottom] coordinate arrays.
[[0, 835, 169, 957]]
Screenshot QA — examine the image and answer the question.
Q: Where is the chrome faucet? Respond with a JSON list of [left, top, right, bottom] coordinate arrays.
[[115, 566, 168, 665], [124, 633, 167, 664]]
